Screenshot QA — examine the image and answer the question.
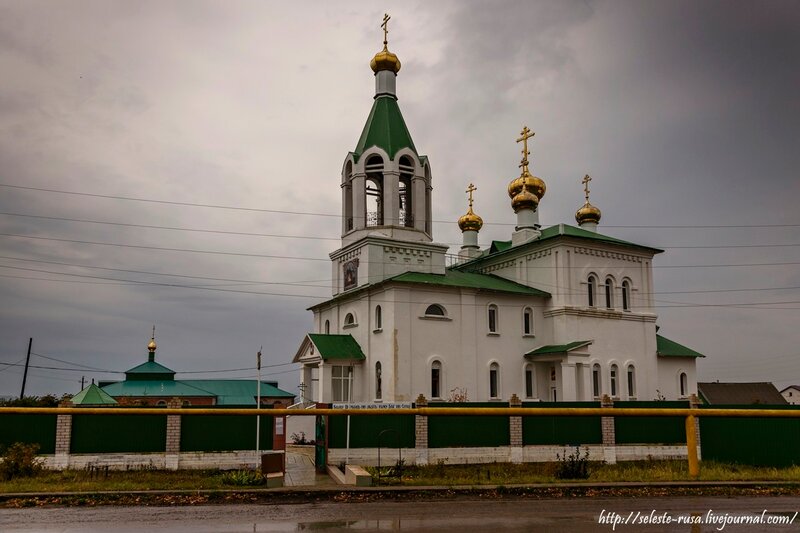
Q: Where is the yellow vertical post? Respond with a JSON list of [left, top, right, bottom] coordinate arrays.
[[685, 414, 699, 478]]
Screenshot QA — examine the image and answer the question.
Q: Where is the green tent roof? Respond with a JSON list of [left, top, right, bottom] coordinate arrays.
[[526, 341, 593, 356], [353, 95, 417, 162], [656, 335, 705, 358], [391, 270, 550, 297], [308, 334, 366, 361], [125, 360, 176, 381], [71, 383, 118, 405], [101, 380, 216, 398]]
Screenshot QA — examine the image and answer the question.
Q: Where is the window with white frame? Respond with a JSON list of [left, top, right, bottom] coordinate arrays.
[[587, 276, 597, 307], [621, 280, 631, 311], [489, 362, 500, 399], [344, 313, 356, 327], [627, 365, 636, 398], [331, 365, 353, 402], [424, 304, 446, 317], [592, 364, 602, 398], [375, 305, 382, 330], [488, 304, 498, 333], [610, 364, 619, 398], [605, 278, 614, 309], [324, 319, 330, 334], [431, 361, 442, 399], [523, 307, 534, 335], [524, 364, 534, 399], [680, 372, 688, 397]]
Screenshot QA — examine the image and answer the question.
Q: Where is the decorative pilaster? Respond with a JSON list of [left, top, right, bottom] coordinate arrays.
[[601, 394, 617, 464], [414, 394, 429, 465], [165, 397, 182, 470], [54, 399, 73, 469]]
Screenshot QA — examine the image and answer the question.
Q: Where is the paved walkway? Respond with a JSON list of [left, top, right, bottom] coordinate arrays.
[[284, 446, 335, 487]]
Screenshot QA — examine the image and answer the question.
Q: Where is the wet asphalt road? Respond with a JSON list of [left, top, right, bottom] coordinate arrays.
[[2, 496, 800, 532]]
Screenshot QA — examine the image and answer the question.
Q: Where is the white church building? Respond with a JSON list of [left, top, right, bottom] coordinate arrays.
[[293, 22, 703, 404]]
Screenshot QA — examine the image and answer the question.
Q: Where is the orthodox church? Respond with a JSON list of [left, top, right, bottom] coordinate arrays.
[[293, 18, 703, 404]]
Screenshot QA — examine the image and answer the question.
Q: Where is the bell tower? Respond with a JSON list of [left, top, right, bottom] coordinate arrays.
[[331, 15, 446, 295]]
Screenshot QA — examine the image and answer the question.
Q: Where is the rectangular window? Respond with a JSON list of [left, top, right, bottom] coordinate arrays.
[[627, 369, 635, 398], [332, 365, 353, 402], [525, 368, 533, 398], [523, 310, 532, 335], [605, 281, 612, 309], [490, 368, 498, 398], [592, 368, 600, 398], [610, 368, 617, 397], [431, 367, 441, 398]]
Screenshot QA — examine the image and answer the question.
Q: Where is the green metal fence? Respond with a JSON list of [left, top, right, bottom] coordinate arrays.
[[0, 414, 57, 454], [522, 402, 602, 445], [614, 401, 688, 444], [328, 414, 415, 448], [700, 404, 800, 467], [71, 414, 166, 453], [428, 402, 510, 448], [180, 409, 273, 452]]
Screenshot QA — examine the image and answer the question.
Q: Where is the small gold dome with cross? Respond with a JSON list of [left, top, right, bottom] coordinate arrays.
[[458, 183, 483, 232], [371, 14, 401, 74]]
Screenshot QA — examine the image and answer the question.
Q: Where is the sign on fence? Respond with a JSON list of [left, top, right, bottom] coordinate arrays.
[[331, 403, 413, 410]]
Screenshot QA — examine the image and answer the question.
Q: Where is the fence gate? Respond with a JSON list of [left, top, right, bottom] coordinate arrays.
[[315, 413, 327, 472]]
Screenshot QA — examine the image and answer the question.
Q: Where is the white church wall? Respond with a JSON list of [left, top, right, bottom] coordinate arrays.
[[656, 357, 698, 401]]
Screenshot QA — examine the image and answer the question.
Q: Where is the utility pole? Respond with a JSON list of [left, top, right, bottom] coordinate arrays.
[[19, 337, 32, 400]]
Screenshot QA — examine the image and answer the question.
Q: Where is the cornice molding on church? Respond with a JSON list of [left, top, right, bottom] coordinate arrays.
[[330, 234, 448, 261], [543, 306, 658, 322], [571, 246, 645, 263]]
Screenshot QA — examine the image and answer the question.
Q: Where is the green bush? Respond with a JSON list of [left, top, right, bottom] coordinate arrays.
[[0, 442, 44, 480], [555, 446, 590, 480], [219, 469, 265, 486]]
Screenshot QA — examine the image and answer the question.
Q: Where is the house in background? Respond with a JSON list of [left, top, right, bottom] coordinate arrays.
[[780, 385, 800, 405], [698, 382, 788, 405], [100, 334, 295, 407]]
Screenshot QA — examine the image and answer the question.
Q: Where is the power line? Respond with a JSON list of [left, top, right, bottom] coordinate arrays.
[[2, 182, 799, 229], [32, 352, 117, 373]]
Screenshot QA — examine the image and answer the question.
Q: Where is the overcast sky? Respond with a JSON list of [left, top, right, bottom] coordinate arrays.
[[1, 0, 798, 399]]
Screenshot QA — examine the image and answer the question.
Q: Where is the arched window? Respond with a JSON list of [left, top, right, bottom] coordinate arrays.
[[365, 155, 384, 226], [431, 361, 442, 399], [621, 280, 631, 311], [523, 307, 534, 335], [399, 155, 414, 228], [344, 313, 356, 327], [343, 160, 353, 231], [324, 320, 330, 334], [375, 305, 382, 330], [156, 400, 167, 407], [627, 365, 636, 398], [182, 400, 191, 407], [424, 304, 446, 316], [375, 361, 382, 400], [488, 304, 498, 333], [587, 275, 597, 307], [592, 364, 602, 398], [524, 364, 534, 399], [489, 362, 500, 399], [605, 278, 614, 309], [680, 372, 688, 397], [610, 364, 619, 398]]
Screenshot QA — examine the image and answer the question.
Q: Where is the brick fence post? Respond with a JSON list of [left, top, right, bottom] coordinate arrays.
[[509, 393, 523, 463], [165, 397, 182, 470], [415, 394, 429, 465], [689, 393, 702, 460], [601, 394, 617, 464], [54, 399, 73, 469]]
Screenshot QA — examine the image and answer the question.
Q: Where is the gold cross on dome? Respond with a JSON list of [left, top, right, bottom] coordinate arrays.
[[516, 126, 535, 169], [151, 325, 155, 339], [466, 183, 477, 208], [381, 13, 391, 47], [582, 174, 592, 202]]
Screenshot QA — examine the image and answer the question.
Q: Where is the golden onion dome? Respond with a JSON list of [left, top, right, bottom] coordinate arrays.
[[458, 207, 483, 232], [512, 187, 539, 213], [528, 175, 546, 200], [147, 338, 157, 352], [507, 175, 526, 198], [575, 201, 602, 225], [508, 171, 546, 200], [370, 47, 401, 74]]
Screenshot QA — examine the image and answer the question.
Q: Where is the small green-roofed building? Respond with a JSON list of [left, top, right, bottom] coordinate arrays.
[[656, 335, 704, 358], [70, 383, 118, 406]]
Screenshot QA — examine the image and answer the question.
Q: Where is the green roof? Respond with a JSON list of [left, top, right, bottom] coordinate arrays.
[[460, 224, 662, 270], [353, 95, 417, 162], [100, 379, 295, 406], [526, 341, 593, 356], [125, 360, 176, 381], [308, 334, 366, 361], [391, 270, 550, 297], [656, 334, 705, 358], [71, 383, 118, 405]]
